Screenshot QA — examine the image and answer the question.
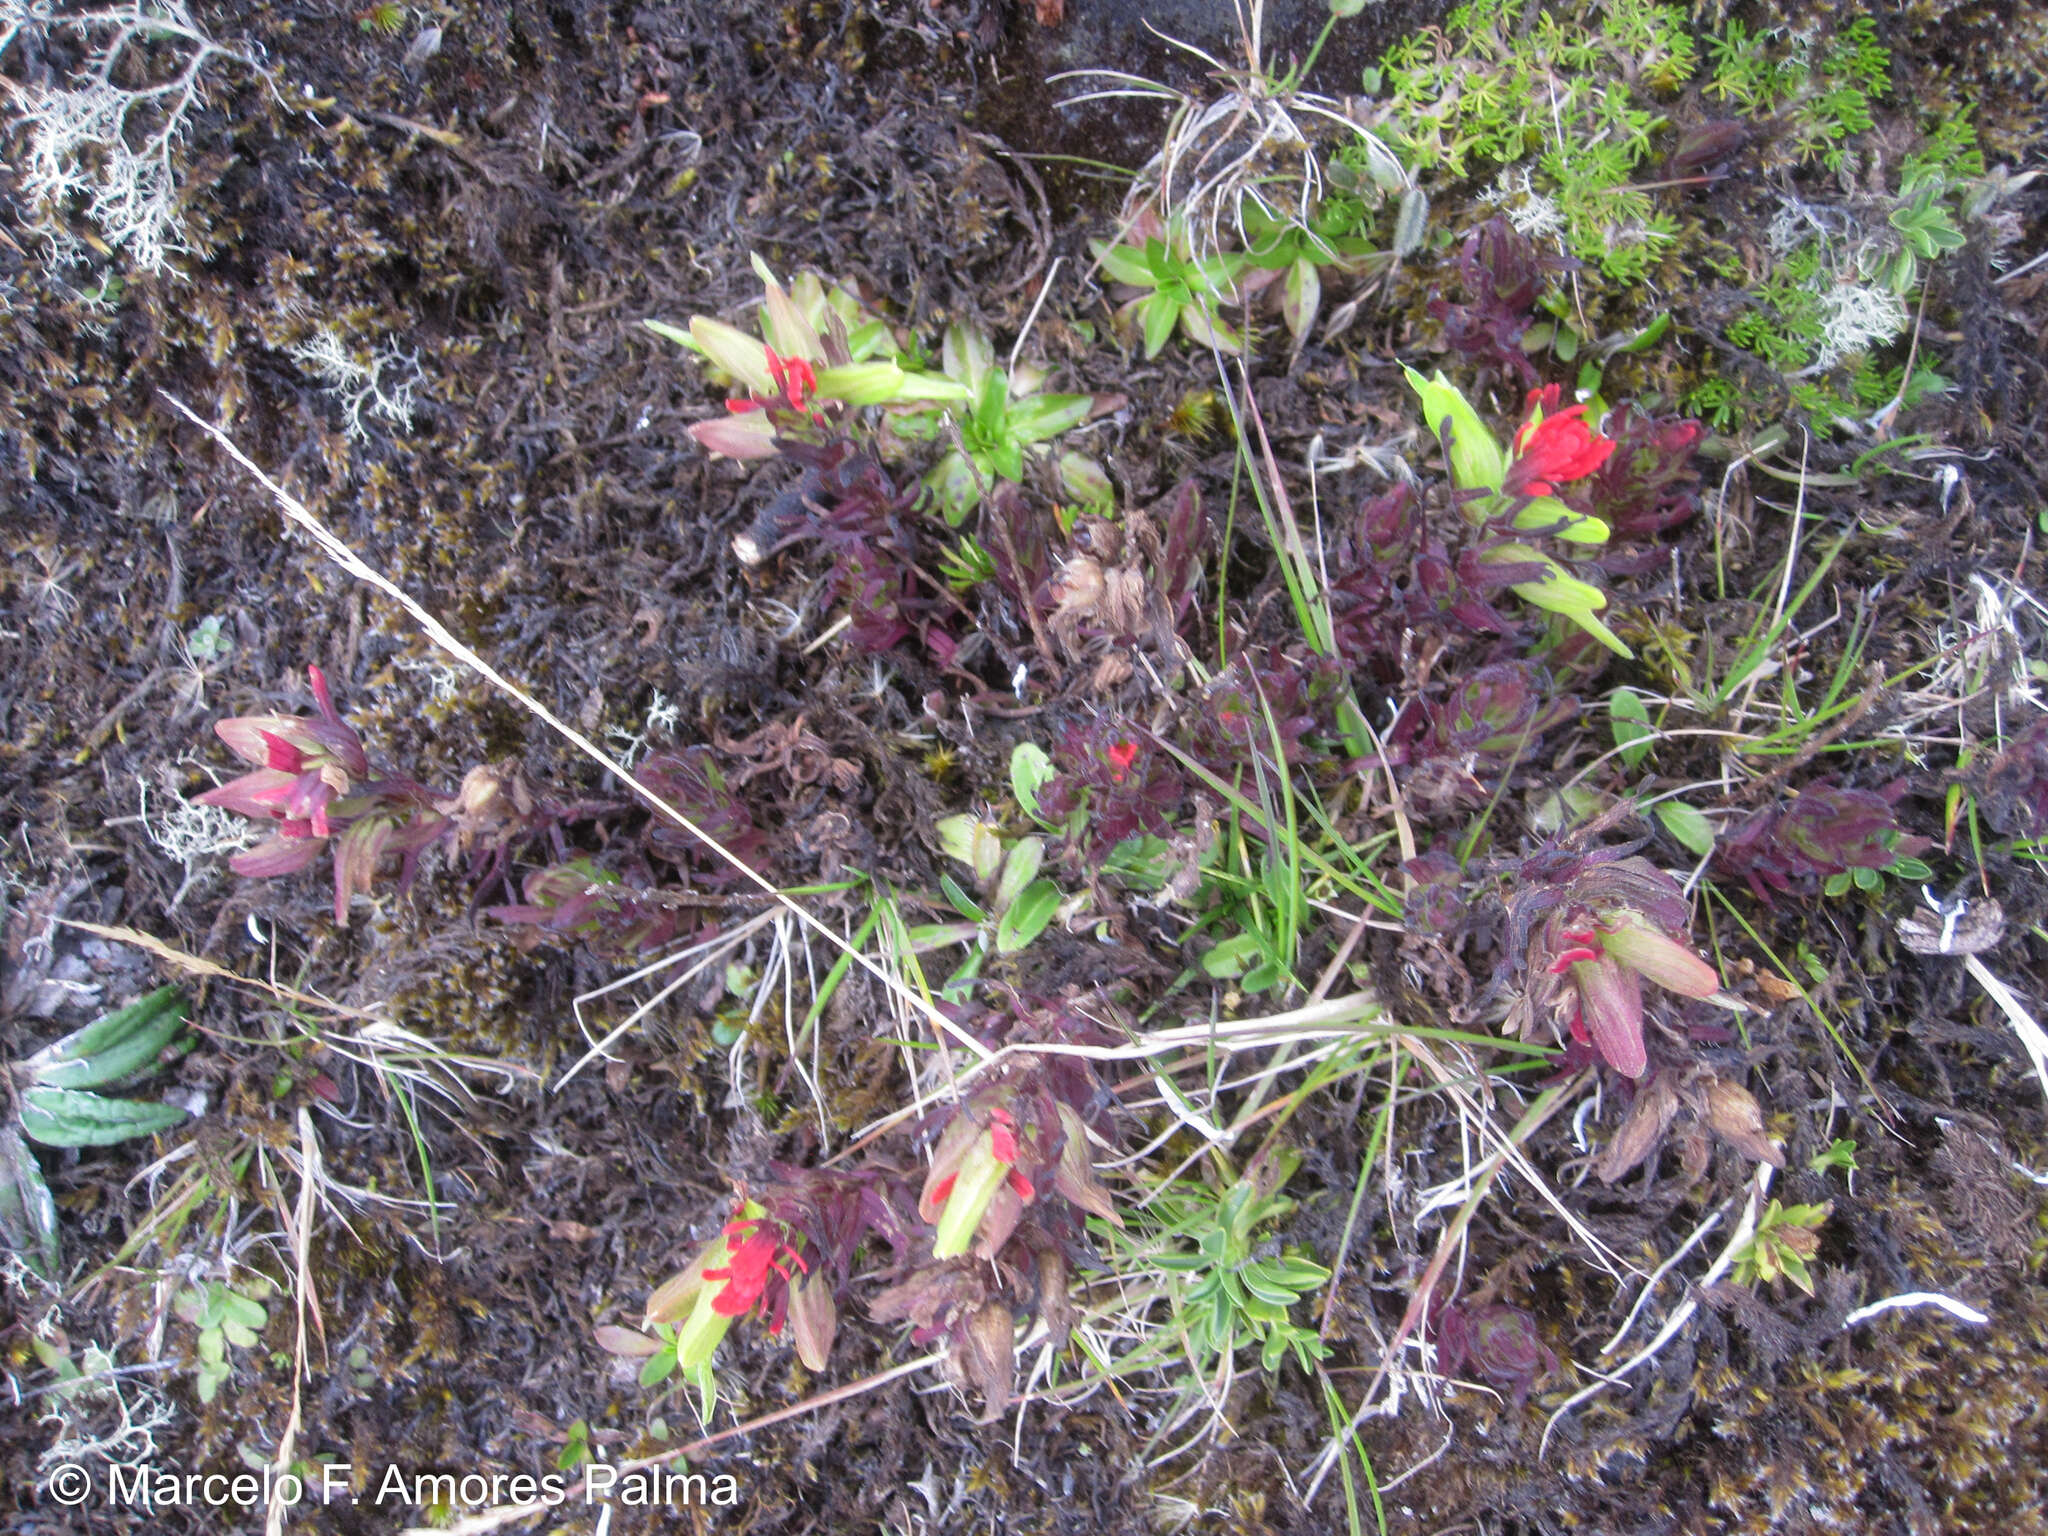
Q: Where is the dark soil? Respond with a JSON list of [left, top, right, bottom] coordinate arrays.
[[4, 2, 2048, 1533]]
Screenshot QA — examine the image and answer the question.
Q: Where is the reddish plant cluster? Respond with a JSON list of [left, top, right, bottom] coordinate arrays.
[[1581, 406, 1708, 550], [1979, 716, 2048, 839], [1504, 385, 1615, 498], [630, 1001, 1121, 1414], [1505, 839, 1723, 1078], [1039, 715, 1189, 857], [1325, 482, 1528, 676], [198, 665, 450, 926], [1384, 659, 1579, 806], [1431, 1299, 1558, 1409], [1183, 646, 1336, 770], [196, 670, 788, 956], [1715, 781, 1929, 901], [1427, 218, 1569, 383]]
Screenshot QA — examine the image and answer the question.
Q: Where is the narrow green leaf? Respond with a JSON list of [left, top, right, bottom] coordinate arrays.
[[1090, 240, 1154, 286], [642, 318, 695, 350], [1141, 292, 1179, 358], [938, 872, 987, 924], [1004, 393, 1092, 444], [994, 837, 1045, 916]]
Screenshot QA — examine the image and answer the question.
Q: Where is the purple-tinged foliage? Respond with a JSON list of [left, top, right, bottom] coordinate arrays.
[[1431, 1300, 1558, 1408], [742, 438, 955, 658], [1326, 483, 1524, 678], [1183, 646, 1334, 769], [1427, 219, 1567, 384], [1039, 715, 1188, 857], [197, 664, 449, 925], [1664, 119, 1752, 180], [1981, 716, 2048, 839], [485, 859, 707, 957], [1715, 781, 1930, 901], [1385, 661, 1577, 802], [638, 746, 770, 887], [1403, 849, 1466, 935], [1582, 407, 1707, 557]]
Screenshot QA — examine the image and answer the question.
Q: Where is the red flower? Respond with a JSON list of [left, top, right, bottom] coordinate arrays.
[[765, 347, 819, 415], [1505, 385, 1614, 498], [703, 1215, 807, 1322], [1105, 740, 1139, 785]]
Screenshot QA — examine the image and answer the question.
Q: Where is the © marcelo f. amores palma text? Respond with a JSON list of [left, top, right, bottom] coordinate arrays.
[[42, 1460, 742, 1511]]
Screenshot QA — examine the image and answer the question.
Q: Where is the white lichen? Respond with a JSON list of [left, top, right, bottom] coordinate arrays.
[[289, 327, 423, 440], [1479, 166, 1564, 242], [1813, 280, 1907, 369], [0, 0, 260, 274]]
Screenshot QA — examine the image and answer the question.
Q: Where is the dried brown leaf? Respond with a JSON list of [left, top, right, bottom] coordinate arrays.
[[1595, 1071, 1679, 1183]]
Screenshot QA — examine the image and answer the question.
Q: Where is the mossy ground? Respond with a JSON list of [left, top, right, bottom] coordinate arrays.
[[3, 2, 2047, 1532]]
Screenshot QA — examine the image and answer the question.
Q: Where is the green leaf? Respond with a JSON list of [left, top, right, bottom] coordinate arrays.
[[994, 837, 1045, 916], [1512, 494, 1609, 544], [1010, 743, 1058, 821], [1281, 256, 1320, 338], [1090, 239, 1155, 286], [1823, 871, 1852, 897], [1776, 1247, 1815, 1295], [1140, 292, 1179, 358], [1403, 366, 1506, 490], [810, 361, 903, 404], [1004, 393, 1093, 445], [1200, 932, 1265, 979], [1852, 864, 1881, 891], [222, 1294, 268, 1330], [1656, 801, 1717, 857], [1609, 689, 1653, 769], [639, 1347, 679, 1386], [935, 814, 1004, 884], [25, 985, 189, 1090], [972, 367, 1009, 437], [1237, 1264, 1303, 1307], [927, 449, 983, 526], [1392, 184, 1430, 253], [19, 1087, 189, 1148], [989, 439, 1026, 485], [687, 316, 776, 396], [1604, 310, 1673, 356], [995, 880, 1062, 954], [889, 371, 974, 402], [1491, 548, 1631, 656], [0, 1123, 60, 1279], [938, 873, 987, 924], [942, 322, 995, 391], [1102, 834, 1175, 891], [642, 318, 695, 350]]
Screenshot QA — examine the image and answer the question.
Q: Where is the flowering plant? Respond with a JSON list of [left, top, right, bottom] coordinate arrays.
[[1402, 368, 1630, 656], [1506, 842, 1722, 1078], [1038, 714, 1188, 858], [196, 665, 448, 925], [649, 257, 968, 462]]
